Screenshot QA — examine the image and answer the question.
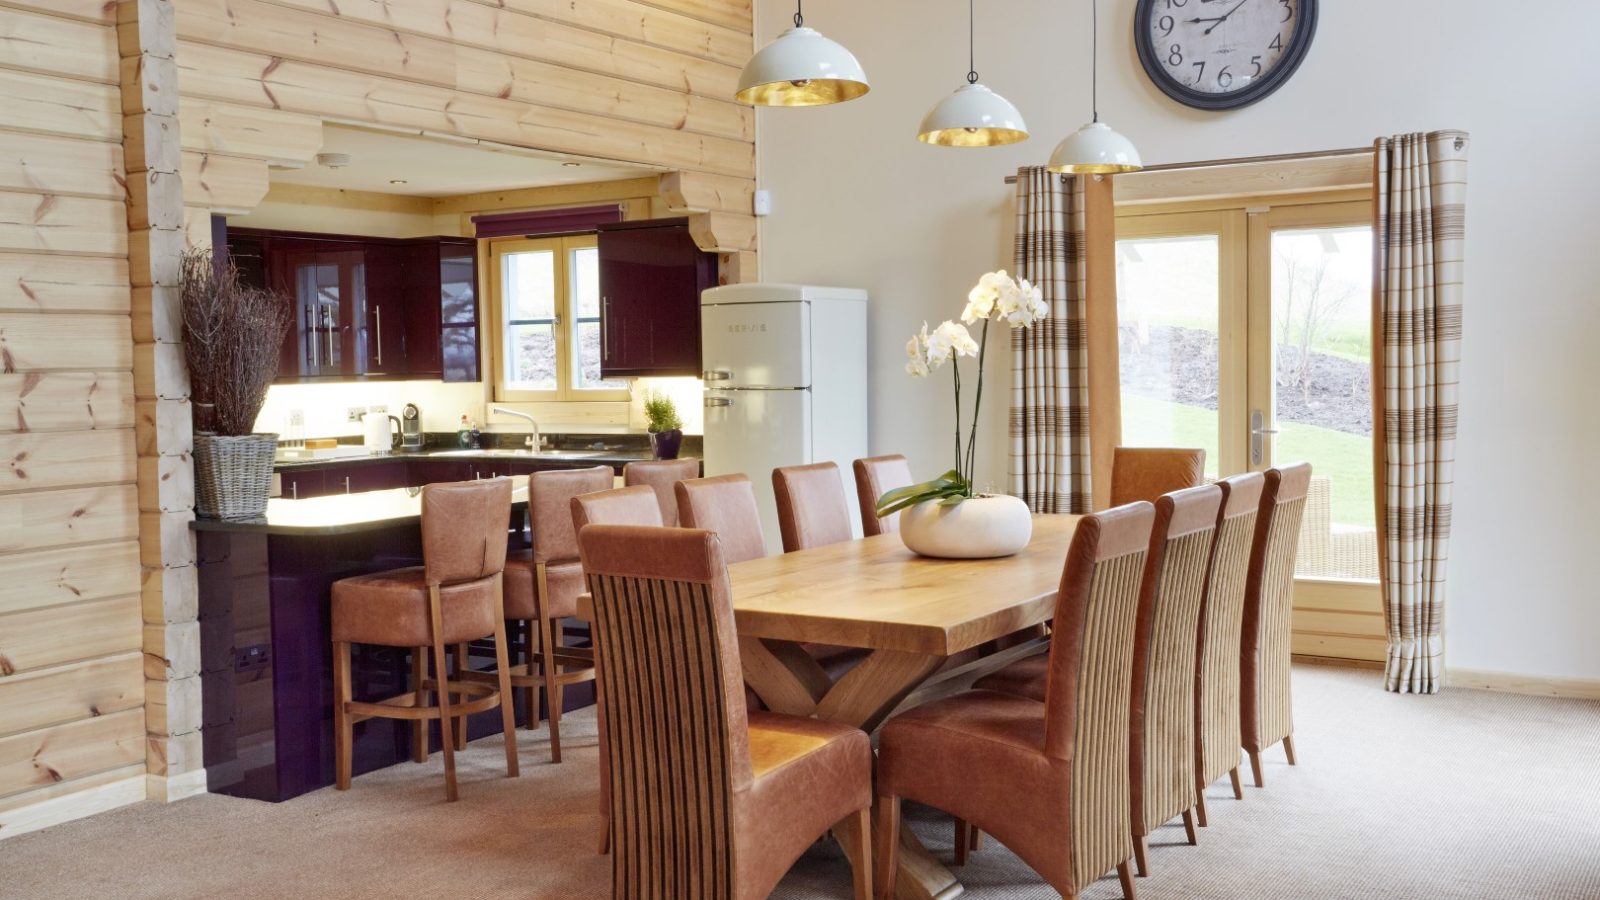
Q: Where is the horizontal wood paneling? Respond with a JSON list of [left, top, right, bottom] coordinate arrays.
[[660, 170, 753, 213], [1291, 632, 1385, 663], [180, 151, 269, 213], [0, 313, 133, 371], [0, 190, 127, 256], [176, 98, 324, 168], [0, 652, 143, 738], [0, 67, 121, 142], [0, 131, 124, 199], [638, 0, 750, 33], [0, 541, 140, 616], [0, 254, 130, 313], [0, 429, 136, 492], [0, 708, 144, 799], [0, 595, 141, 675], [0, 372, 135, 433], [0, 7, 118, 83], [0, 484, 137, 552]]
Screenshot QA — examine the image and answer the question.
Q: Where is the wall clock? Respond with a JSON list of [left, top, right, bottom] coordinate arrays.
[[1134, 0, 1318, 111]]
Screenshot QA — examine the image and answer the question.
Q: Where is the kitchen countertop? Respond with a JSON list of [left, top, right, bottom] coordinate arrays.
[[271, 447, 662, 469], [191, 477, 534, 536]]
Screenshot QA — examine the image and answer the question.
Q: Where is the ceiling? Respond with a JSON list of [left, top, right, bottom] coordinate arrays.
[[270, 126, 657, 198]]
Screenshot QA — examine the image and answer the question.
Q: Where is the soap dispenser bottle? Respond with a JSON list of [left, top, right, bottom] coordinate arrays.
[[457, 415, 471, 448]]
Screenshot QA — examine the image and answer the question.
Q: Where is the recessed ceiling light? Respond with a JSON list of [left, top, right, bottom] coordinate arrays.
[[562, 162, 582, 168], [388, 179, 408, 185]]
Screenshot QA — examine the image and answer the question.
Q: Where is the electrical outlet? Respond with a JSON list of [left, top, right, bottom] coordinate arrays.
[[347, 407, 366, 422], [368, 404, 388, 414], [288, 409, 304, 427]]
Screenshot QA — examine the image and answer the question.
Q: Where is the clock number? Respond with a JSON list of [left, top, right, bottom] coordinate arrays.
[[1217, 65, 1233, 89], [1167, 44, 1184, 66], [1164, 0, 1189, 7], [1157, 14, 1174, 36], [1278, 0, 1293, 22], [1191, 60, 1206, 82], [1250, 55, 1263, 76], [1268, 33, 1284, 51]]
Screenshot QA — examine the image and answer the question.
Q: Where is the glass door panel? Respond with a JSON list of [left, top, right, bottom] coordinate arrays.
[[500, 247, 558, 393], [567, 243, 626, 392]]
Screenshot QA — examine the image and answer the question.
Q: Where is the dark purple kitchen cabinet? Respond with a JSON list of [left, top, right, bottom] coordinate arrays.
[[344, 460, 408, 493], [402, 237, 479, 383], [405, 459, 475, 487], [276, 468, 327, 500], [282, 246, 365, 379], [361, 242, 407, 377], [597, 217, 717, 378]]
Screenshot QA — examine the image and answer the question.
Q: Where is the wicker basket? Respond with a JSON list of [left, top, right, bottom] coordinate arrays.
[[194, 432, 277, 519]]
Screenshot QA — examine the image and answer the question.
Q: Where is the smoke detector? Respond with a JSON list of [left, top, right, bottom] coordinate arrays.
[[316, 152, 352, 168]]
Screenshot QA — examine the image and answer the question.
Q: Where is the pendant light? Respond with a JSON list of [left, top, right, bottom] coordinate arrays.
[[918, 0, 1028, 147], [736, 1, 869, 107], [1047, 0, 1141, 173]]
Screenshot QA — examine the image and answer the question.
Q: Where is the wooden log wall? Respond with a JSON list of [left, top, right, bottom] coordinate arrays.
[[0, 0, 147, 837]]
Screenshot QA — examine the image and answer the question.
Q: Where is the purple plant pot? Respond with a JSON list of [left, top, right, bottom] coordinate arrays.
[[650, 429, 683, 460]]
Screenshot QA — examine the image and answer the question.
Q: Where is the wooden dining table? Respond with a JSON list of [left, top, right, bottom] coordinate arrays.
[[580, 513, 1082, 899]]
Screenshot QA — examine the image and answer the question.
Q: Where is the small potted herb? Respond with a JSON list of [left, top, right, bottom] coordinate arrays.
[[643, 390, 684, 459]]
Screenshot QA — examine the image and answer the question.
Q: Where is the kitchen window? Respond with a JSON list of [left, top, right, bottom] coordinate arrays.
[[487, 234, 629, 401]]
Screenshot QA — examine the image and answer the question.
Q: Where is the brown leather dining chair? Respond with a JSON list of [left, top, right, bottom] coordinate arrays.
[[852, 454, 914, 536], [330, 478, 519, 802], [1241, 462, 1313, 787], [773, 462, 854, 551], [500, 465, 611, 763], [974, 485, 1223, 876], [1193, 471, 1265, 826], [1110, 447, 1207, 507], [622, 457, 699, 526], [676, 473, 768, 564], [874, 502, 1155, 900], [579, 524, 874, 899]]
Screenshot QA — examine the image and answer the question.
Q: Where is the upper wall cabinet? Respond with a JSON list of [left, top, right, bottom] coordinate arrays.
[[225, 226, 479, 383], [597, 218, 718, 378]]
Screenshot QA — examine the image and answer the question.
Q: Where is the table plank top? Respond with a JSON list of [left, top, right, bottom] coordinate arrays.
[[727, 514, 1081, 656]]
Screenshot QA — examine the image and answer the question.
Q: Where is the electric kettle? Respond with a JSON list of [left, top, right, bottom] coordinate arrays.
[[362, 412, 401, 453]]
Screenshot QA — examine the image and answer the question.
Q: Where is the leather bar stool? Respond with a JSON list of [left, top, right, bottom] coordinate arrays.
[[580, 524, 874, 899], [622, 458, 699, 525], [852, 454, 913, 536], [1110, 447, 1207, 507], [501, 465, 612, 763], [1241, 462, 1313, 787], [330, 478, 519, 803]]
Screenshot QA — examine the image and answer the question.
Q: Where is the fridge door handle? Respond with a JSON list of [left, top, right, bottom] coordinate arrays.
[[704, 397, 732, 408], [703, 370, 731, 381]]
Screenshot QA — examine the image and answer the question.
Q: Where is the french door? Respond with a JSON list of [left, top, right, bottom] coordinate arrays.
[[1116, 196, 1383, 661]]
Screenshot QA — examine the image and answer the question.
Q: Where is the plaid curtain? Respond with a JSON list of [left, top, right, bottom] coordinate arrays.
[[1373, 131, 1468, 694], [1009, 166, 1091, 514]]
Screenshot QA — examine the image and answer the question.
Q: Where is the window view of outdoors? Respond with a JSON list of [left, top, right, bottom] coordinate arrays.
[[503, 250, 557, 391], [1117, 235, 1222, 478], [569, 247, 626, 391], [1272, 226, 1376, 581]]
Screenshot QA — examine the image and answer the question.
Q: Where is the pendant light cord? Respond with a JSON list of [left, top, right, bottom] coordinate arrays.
[[794, 0, 803, 28], [1091, 0, 1099, 122], [967, 0, 978, 83]]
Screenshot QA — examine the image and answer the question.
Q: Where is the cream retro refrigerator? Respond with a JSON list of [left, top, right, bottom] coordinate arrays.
[[701, 283, 868, 553]]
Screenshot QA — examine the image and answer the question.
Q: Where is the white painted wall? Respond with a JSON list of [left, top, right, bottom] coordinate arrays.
[[754, 0, 1600, 682]]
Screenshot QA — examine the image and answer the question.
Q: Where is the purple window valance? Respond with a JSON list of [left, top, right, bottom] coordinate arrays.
[[471, 204, 622, 239]]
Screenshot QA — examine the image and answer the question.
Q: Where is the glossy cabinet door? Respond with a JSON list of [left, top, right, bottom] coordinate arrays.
[[402, 238, 479, 383], [361, 242, 407, 377], [597, 218, 716, 378]]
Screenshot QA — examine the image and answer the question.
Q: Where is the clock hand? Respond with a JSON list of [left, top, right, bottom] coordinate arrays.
[[1196, 0, 1252, 34]]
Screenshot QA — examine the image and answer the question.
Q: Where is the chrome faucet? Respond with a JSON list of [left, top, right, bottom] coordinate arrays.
[[490, 406, 541, 451]]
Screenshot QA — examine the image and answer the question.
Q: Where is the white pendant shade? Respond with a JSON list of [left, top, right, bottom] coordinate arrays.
[[735, 26, 870, 107], [918, 83, 1029, 147], [1046, 121, 1143, 174]]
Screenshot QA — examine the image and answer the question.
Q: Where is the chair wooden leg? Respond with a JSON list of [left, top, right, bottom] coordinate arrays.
[[1283, 734, 1298, 766], [491, 581, 520, 779], [1230, 766, 1245, 799], [452, 643, 469, 752], [410, 647, 428, 763], [850, 807, 873, 900], [333, 641, 353, 790], [1248, 749, 1264, 787], [1118, 859, 1137, 900], [953, 818, 969, 866], [429, 586, 459, 803], [522, 619, 538, 730], [1195, 792, 1209, 827], [1133, 833, 1148, 877], [874, 795, 900, 900], [970, 828, 981, 851], [539, 613, 564, 764], [1182, 807, 1198, 845]]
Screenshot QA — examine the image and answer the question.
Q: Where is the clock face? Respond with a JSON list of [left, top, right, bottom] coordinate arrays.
[[1135, 0, 1318, 110]]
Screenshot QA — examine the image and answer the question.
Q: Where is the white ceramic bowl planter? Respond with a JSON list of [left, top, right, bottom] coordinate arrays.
[[899, 494, 1033, 559]]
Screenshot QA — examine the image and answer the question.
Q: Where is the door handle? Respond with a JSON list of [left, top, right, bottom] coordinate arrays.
[[1249, 409, 1278, 466], [703, 370, 731, 381], [601, 297, 610, 361], [374, 304, 383, 367], [705, 397, 732, 408]]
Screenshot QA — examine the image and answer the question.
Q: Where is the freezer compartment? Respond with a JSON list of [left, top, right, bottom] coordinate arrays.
[[699, 300, 810, 389]]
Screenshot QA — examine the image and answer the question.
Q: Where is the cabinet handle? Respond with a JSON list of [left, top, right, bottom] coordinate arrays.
[[291, 482, 298, 500], [374, 305, 383, 367], [306, 306, 318, 369], [601, 297, 610, 361], [343, 476, 351, 494]]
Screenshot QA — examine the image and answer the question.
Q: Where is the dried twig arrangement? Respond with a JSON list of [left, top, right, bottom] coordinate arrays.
[[181, 249, 290, 436]]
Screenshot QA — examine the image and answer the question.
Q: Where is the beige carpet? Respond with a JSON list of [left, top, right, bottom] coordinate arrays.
[[4, 665, 1599, 899]]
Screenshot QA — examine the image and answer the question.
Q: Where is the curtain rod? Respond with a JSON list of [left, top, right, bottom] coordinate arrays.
[[1002, 145, 1373, 183]]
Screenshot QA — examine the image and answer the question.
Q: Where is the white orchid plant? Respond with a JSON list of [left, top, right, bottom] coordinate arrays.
[[877, 270, 1049, 517]]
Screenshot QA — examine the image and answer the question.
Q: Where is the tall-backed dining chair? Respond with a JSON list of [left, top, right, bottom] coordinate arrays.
[[568, 483, 664, 855], [973, 485, 1223, 876], [1110, 447, 1207, 507], [773, 462, 854, 551], [330, 479, 519, 802], [874, 502, 1155, 900], [675, 474, 768, 564], [852, 454, 914, 536], [622, 458, 699, 526], [580, 525, 874, 899], [1192, 471, 1265, 826], [1241, 462, 1312, 787], [501, 465, 611, 763]]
